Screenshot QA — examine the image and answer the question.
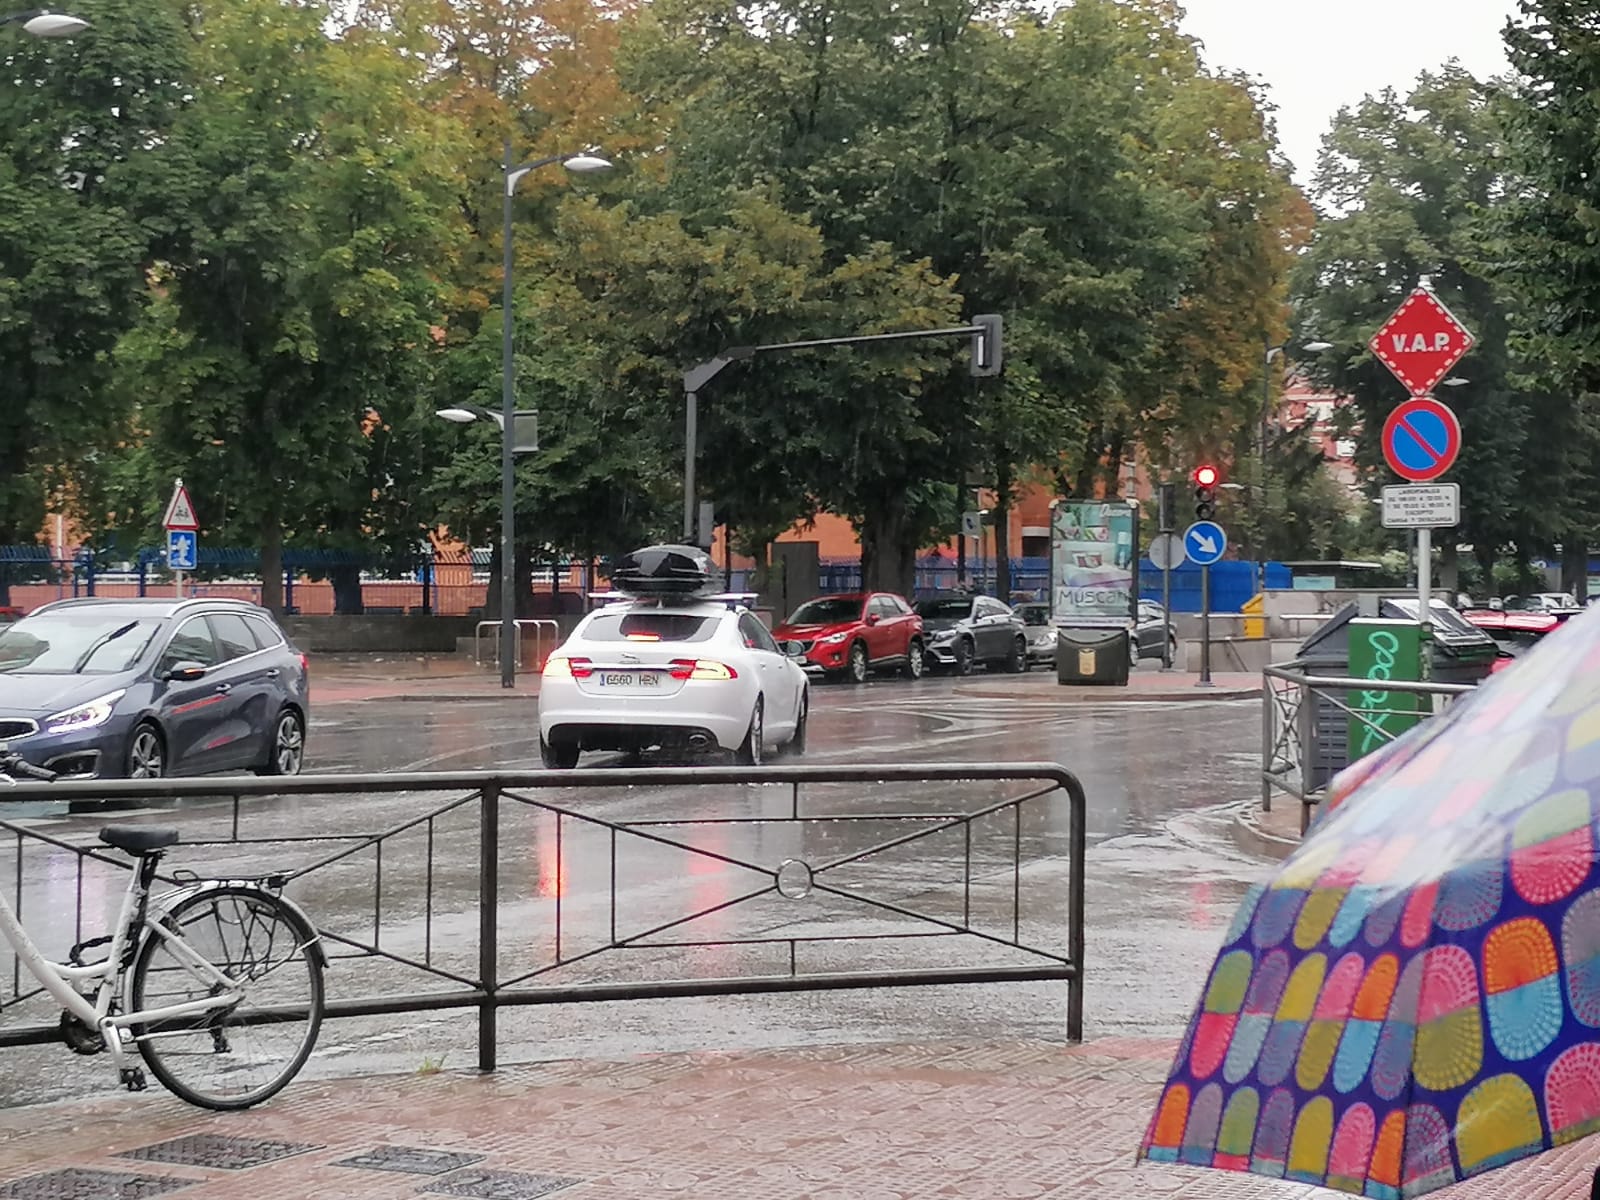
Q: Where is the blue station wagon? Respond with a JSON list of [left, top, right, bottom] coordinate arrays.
[[0, 597, 309, 780]]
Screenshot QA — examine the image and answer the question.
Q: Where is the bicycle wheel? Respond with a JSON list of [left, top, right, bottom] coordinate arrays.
[[130, 885, 324, 1110]]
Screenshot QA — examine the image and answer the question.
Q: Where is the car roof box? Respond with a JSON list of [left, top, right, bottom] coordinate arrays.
[[611, 544, 718, 597]]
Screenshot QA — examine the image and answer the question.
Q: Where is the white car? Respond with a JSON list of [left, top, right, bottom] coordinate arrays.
[[538, 549, 809, 769]]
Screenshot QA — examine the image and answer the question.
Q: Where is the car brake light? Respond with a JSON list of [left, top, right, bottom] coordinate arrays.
[[668, 658, 737, 681], [544, 656, 595, 679], [626, 633, 661, 641], [298, 652, 309, 675]]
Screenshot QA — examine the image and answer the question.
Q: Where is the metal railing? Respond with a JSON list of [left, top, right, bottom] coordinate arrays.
[[473, 618, 560, 670], [0, 764, 1087, 1068], [1262, 660, 1476, 831]]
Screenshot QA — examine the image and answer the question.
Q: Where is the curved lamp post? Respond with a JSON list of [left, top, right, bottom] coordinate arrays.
[[492, 147, 611, 687], [2, 9, 90, 35]]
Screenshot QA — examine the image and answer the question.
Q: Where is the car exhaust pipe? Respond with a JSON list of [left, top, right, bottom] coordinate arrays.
[[687, 733, 711, 750]]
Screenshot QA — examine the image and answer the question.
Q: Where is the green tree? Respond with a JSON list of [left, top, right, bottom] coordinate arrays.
[[1490, 0, 1600, 599], [620, 0, 1223, 597], [1291, 65, 1535, 594], [0, 0, 193, 591], [103, 0, 463, 610]]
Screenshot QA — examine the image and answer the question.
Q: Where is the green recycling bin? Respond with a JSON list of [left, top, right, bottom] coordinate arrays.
[[1055, 627, 1131, 686], [1346, 617, 1428, 764]]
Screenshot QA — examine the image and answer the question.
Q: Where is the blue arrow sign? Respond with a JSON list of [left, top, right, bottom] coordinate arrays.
[[1183, 520, 1227, 567], [166, 529, 198, 571]]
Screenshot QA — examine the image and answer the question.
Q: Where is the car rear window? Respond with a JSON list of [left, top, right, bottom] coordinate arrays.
[[584, 611, 718, 643], [917, 599, 972, 619], [1017, 606, 1049, 627]]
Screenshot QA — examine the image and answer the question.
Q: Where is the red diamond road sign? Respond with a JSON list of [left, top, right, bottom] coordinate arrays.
[[1367, 287, 1475, 395]]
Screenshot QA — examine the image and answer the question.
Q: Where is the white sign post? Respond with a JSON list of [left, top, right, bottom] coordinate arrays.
[[1381, 483, 1460, 529], [162, 479, 199, 599]]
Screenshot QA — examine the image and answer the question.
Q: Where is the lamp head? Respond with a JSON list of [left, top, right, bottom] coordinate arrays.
[[23, 12, 90, 36], [562, 154, 613, 174], [436, 408, 478, 424], [1302, 341, 1334, 353]]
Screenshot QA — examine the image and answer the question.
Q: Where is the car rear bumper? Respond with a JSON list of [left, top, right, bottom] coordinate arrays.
[[538, 682, 754, 752]]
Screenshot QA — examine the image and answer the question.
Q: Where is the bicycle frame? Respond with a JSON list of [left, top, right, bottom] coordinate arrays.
[[0, 860, 243, 1054]]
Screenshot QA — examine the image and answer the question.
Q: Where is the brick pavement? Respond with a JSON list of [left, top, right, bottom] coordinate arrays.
[[3, 1037, 1594, 1199]]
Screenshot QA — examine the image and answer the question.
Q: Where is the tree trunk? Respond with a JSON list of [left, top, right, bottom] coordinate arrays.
[[859, 493, 917, 597], [514, 544, 534, 618], [1072, 424, 1103, 498], [330, 564, 364, 615], [1104, 428, 1127, 498], [1438, 542, 1459, 602], [1563, 539, 1589, 602], [260, 516, 284, 613], [1475, 543, 1497, 601], [994, 461, 1013, 604], [485, 544, 503, 619]]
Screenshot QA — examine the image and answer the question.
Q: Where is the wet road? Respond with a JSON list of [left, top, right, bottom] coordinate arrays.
[[0, 674, 1275, 1106]]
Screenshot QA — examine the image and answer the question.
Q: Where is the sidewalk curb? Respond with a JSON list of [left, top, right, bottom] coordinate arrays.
[[954, 682, 1261, 703], [1230, 797, 1303, 856]]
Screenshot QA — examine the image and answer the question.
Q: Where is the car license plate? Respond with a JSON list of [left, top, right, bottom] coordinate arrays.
[[597, 672, 660, 688]]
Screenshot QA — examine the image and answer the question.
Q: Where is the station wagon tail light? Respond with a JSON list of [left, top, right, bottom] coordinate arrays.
[[667, 658, 738, 681], [544, 656, 595, 679]]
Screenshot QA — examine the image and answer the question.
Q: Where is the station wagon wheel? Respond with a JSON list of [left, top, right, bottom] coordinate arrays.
[[126, 722, 165, 779], [257, 708, 305, 777], [846, 641, 869, 684]]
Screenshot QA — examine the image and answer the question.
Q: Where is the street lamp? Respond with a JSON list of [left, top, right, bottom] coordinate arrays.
[[495, 145, 611, 688], [1, 9, 90, 35], [1258, 338, 1334, 591]]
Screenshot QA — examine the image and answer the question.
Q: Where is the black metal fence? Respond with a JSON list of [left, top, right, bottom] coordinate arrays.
[[0, 764, 1086, 1069]]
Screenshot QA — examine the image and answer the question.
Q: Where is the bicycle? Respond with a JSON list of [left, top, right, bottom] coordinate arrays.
[[0, 747, 326, 1109]]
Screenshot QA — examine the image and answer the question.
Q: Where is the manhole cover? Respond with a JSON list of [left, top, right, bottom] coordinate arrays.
[[0, 1168, 194, 1199], [335, 1148, 486, 1176], [420, 1169, 580, 1199], [119, 1134, 322, 1170]]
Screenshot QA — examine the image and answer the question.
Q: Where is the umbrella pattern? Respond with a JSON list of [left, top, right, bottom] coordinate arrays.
[[1140, 609, 1600, 1197]]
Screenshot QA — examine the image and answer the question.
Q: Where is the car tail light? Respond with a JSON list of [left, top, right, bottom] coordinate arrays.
[[544, 656, 595, 679], [625, 632, 661, 642], [298, 652, 309, 676], [667, 658, 738, 681]]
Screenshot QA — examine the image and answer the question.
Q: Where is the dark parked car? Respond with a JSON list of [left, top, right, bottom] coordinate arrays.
[[914, 593, 1027, 675], [1135, 601, 1179, 663], [0, 598, 309, 780]]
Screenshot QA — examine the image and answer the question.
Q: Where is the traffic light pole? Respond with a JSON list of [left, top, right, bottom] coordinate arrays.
[[1198, 564, 1213, 687], [1158, 481, 1174, 672]]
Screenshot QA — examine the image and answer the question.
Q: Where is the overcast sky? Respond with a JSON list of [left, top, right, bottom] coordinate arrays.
[[1176, 0, 1519, 190]]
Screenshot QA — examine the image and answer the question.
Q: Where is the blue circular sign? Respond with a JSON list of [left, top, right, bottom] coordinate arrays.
[[1183, 521, 1227, 567], [1382, 396, 1461, 483]]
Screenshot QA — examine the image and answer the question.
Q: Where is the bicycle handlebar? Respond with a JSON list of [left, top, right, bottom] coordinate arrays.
[[0, 751, 57, 783]]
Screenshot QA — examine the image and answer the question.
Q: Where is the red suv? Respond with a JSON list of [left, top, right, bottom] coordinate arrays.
[[772, 592, 925, 683]]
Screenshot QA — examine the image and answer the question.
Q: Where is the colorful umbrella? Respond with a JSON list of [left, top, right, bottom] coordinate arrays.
[[1139, 605, 1600, 1197]]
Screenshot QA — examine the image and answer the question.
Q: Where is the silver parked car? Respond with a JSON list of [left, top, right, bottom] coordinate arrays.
[[1012, 600, 1177, 667]]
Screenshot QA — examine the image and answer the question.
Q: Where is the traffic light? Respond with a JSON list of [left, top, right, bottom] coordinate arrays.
[[970, 313, 1003, 377], [1193, 464, 1218, 521], [1157, 482, 1176, 532]]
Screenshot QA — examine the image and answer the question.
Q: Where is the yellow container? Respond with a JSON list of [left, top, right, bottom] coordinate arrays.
[[1242, 593, 1265, 640]]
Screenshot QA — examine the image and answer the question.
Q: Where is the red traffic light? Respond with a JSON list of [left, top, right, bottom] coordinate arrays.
[[1193, 464, 1219, 488]]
